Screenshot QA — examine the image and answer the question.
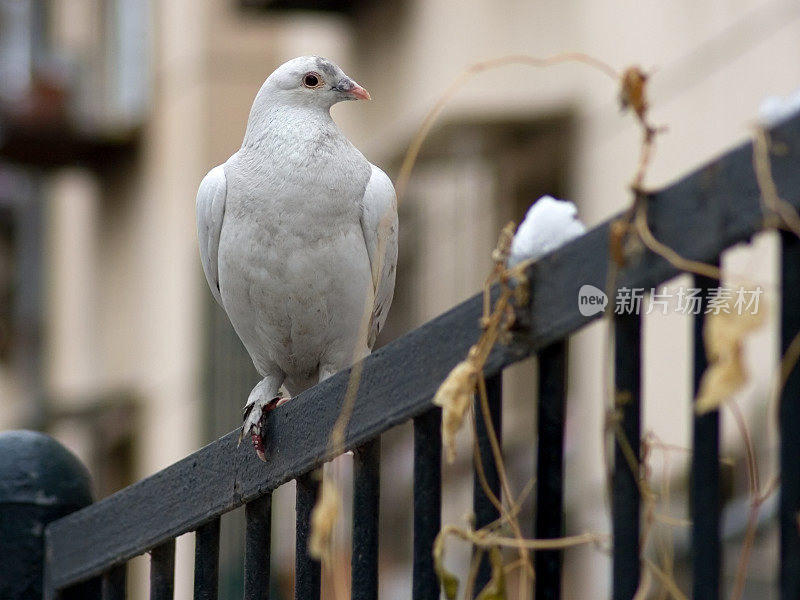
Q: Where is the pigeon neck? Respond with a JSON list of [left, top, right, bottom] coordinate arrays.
[[242, 97, 336, 149]]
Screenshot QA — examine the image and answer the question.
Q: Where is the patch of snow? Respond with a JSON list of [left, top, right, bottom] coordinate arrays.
[[759, 87, 800, 127], [508, 195, 587, 267]]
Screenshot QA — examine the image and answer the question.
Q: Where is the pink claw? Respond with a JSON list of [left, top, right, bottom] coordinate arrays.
[[249, 395, 291, 462], [252, 433, 267, 462]]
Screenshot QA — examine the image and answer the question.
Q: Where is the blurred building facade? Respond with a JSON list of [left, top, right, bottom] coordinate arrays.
[[0, 0, 798, 597]]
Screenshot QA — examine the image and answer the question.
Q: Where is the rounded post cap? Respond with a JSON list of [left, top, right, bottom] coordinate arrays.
[[0, 430, 92, 509]]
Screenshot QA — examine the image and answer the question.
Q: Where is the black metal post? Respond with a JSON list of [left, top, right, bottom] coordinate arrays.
[[691, 269, 721, 599], [413, 407, 441, 600], [150, 539, 175, 600], [535, 340, 568, 600], [780, 230, 800, 599], [101, 564, 126, 600], [194, 517, 220, 600], [245, 494, 272, 600], [0, 430, 97, 600], [352, 438, 380, 600], [295, 472, 321, 600], [473, 374, 502, 596], [612, 312, 641, 600]]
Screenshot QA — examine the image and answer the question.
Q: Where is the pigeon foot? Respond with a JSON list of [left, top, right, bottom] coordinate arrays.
[[240, 395, 291, 461]]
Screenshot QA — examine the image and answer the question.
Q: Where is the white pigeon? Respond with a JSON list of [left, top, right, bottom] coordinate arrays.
[[196, 56, 398, 460]]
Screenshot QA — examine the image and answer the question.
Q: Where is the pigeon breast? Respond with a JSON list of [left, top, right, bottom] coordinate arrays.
[[217, 106, 374, 386]]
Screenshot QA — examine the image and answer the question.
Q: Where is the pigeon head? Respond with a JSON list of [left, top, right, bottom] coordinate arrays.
[[265, 56, 371, 109]]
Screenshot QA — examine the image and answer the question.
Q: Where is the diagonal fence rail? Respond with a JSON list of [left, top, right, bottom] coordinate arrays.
[[37, 110, 800, 599]]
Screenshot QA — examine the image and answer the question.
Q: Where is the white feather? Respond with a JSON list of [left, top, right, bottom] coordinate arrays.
[[360, 165, 399, 348], [196, 165, 227, 307]]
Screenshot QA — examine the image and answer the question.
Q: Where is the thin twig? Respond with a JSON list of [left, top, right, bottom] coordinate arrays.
[[477, 372, 535, 590], [752, 127, 800, 238], [471, 412, 505, 515], [779, 328, 800, 395], [464, 545, 485, 600], [645, 558, 689, 600], [395, 53, 619, 203], [438, 524, 609, 550], [633, 204, 722, 280], [727, 399, 763, 600]]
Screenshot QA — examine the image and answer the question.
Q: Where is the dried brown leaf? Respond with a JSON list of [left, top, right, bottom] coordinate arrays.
[[695, 294, 767, 413], [619, 66, 649, 121], [491, 222, 517, 265], [475, 546, 507, 600], [610, 219, 631, 266], [433, 533, 461, 600], [308, 476, 341, 562], [434, 358, 480, 463]]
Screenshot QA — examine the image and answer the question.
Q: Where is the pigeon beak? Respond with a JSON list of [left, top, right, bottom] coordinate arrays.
[[336, 78, 371, 100]]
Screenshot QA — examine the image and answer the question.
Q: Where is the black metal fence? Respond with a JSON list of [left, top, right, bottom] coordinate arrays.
[[4, 111, 800, 599]]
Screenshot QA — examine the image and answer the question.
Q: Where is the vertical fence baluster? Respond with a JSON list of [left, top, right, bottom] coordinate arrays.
[[692, 269, 721, 599], [193, 517, 220, 600], [296, 473, 321, 600], [780, 230, 800, 598], [245, 494, 272, 600], [612, 311, 641, 600], [150, 539, 175, 600], [413, 407, 442, 600], [102, 564, 126, 600], [352, 438, 381, 600], [535, 340, 568, 600], [473, 374, 502, 596]]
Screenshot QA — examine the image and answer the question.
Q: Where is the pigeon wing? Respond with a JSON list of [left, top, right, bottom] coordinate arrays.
[[360, 164, 398, 348], [196, 164, 227, 307]]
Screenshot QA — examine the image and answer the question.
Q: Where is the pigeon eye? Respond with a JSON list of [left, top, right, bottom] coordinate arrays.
[[302, 72, 322, 88]]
